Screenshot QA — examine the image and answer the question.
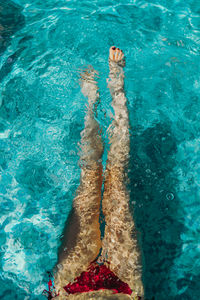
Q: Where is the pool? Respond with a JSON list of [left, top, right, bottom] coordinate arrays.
[[0, 0, 200, 299]]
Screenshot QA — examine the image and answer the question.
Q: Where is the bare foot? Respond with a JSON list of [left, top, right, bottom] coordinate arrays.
[[108, 46, 125, 91], [80, 66, 99, 104], [109, 46, 124, 63], [80, 66, 99, 84]]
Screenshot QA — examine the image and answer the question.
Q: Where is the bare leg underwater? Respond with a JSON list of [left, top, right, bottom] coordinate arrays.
[[101, 47, 144, 297], [54, 68, 103, 297], [53, 49, 144, 299]]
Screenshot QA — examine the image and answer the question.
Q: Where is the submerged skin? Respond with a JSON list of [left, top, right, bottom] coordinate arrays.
[[53, 47, 144, 299]]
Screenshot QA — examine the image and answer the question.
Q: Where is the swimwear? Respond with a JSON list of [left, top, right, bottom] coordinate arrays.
[[64, 263, 132, 295], [44, 263, 141, 299]]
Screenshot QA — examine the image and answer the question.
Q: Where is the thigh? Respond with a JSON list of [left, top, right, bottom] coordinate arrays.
[[55, 164, 102, 295], [102, 166, 144, 297]]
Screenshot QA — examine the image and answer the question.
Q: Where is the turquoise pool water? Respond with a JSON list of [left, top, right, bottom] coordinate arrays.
[[0, 0, 200, 299]]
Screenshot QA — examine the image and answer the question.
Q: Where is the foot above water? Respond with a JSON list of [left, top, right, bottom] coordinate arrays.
[[109, 46, 124, 63]]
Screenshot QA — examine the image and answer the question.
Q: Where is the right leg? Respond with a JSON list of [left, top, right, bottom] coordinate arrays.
[[54, 68, 103, 298], [101, 47, 144, 298]]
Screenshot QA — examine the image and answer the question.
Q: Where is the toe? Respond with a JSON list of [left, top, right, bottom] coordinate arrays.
[[115, 48, 121, 61], [109, 46, 116, 61], [118, 50, 124, 61]]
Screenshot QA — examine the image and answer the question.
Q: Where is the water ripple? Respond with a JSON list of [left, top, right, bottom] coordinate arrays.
[[0, 0, 200, 299]]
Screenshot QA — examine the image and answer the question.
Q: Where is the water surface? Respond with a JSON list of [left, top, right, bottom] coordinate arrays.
[[0, 0, 200, 299]]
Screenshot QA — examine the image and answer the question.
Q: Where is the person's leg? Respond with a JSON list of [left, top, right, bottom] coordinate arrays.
[[101, 47, 144, 298], [54, 68, 103, 297]]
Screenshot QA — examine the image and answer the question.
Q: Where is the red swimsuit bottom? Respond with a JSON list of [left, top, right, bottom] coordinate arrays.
[[46, 263, 141, 299], [64, 264, 132, 295]]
